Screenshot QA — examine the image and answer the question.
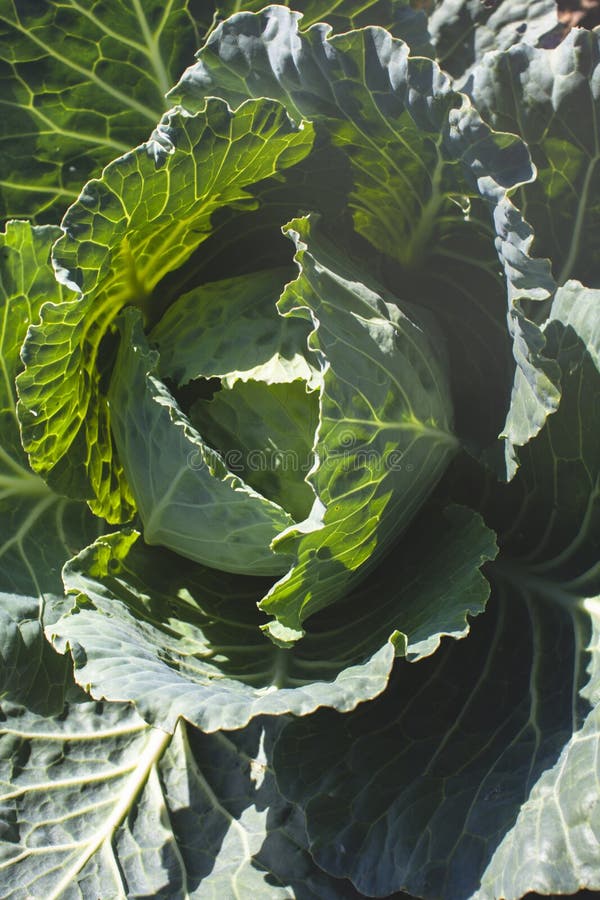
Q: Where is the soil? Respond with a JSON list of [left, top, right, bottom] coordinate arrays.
[[556, 0, 600, 30]]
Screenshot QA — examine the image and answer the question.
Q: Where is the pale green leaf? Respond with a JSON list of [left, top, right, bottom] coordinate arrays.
[[152, 265, 321, 523], [109, 308, 295, 576], [49, 528, 395, 732], [469, 31, 600, 471], [192, 379, 320, 522], [551, 281, 600, 371], [151, 266, 318, 389]]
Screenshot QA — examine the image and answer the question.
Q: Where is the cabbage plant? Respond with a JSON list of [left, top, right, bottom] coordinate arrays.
[[1, 2, 599, 898]]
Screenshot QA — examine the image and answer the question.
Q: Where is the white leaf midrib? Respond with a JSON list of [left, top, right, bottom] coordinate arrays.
[[46, 726, 172, 900]]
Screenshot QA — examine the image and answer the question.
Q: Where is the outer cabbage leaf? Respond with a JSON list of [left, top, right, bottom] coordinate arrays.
[[0, 221, 101, 716], [472, 281, 600, 897], [469, 30, 600, 472], [169, 7, 535, 459], [0, 699, 161, 897], [428, 0, 557, 81], [475, 607, 600, 899], [272, 281, 600, 899], [170, 9, 532, 266], [470, 30, 600, 290], [274, 590, 597, 899], [1, 700, 358, 898], [46, 501, 495, 733], [0, 0, 204, 224], [16, 98, 314, 523], [218, 0, 433, 54]]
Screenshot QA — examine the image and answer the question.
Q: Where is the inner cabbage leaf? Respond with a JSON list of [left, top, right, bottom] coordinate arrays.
[[109, 215, 457, 643], [191, 379, 319, 522]]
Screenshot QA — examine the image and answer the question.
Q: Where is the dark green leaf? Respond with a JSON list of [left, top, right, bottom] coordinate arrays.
[[273, 278, 600, 899], [430, 0, 557, 80], [0, 0, 203, 223], [170, 6, 535, 459], [1, 699, 356, 897]]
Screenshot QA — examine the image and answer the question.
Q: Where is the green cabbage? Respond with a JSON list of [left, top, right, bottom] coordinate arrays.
[[1, 3, 599, 898]]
